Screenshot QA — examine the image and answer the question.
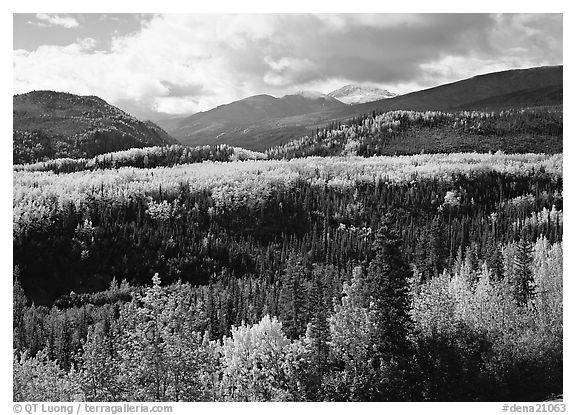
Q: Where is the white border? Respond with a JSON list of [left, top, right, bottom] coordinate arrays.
[[3, 3, 571, 413]]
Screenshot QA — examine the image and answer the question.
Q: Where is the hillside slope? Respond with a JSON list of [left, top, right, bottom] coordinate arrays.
[[164, 91, 346, 147], [350, 65, 563, 113], [266, 107, 562, 159], [13, 91, 177, 164], [166, 66, 563, 151], [454, 85, 563, 110]]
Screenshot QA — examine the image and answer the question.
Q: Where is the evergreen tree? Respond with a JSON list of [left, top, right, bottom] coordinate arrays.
[[279, 255, 307, 339], [414, 219, 447, 281], [365, 218, 413, 356], [13, 270, 27, 352], [427, 218, 448, 278], [300, 272, 331, 398], [486, 239, 504, 281], [363, 216, 414, 400], [307, 275, 330, 371], [512, 238, 534, 306], [206, 284, 220, 340]]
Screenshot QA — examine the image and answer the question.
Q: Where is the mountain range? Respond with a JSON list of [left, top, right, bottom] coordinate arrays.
[[154, 86, 395, 144], [157, 65, 563, 151], [156, 91, 346, 148], [13, 65, 563, 161]]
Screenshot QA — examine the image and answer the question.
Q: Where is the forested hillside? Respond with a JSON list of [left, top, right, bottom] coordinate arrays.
[[267, 107, 562, 159], [13, 91, 177, 164], [13, 152, 562, 401]]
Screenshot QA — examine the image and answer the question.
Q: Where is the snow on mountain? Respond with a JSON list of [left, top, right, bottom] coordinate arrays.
[[328, 85, 398, 105]]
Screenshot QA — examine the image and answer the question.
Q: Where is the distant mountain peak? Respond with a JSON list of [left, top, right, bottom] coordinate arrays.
[[291, 90, 331, 100], [328, 84, 397, 104]]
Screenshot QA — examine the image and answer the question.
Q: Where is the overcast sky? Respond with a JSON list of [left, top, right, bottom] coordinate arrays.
[[13, 13, 563, 119]]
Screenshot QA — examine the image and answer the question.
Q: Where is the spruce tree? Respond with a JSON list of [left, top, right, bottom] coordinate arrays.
[[13, 270, 27, 352], [305, 272, 330, 391], [486, 239, 504, 281], [279, 254, 307, 339], [427, 218, 448, 278], [364, 216, 414, 400], [365, 218, 413, 355], [513, 238, 534, 306]]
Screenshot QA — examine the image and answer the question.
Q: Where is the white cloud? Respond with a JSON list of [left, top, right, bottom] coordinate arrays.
[[13, 14, 562, 117], [315, 13, 426, 31], [35, 13, 80, 29], [263, 56, 317, 86], [154, 96, 205, 114], [14, 14, 285, 112]]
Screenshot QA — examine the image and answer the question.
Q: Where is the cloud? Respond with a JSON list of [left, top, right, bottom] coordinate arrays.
[[14, 14, 562, 117], [263, 56, 318, 86], [34, 13, 80, 29], [157, 80, 208, 98], [76, 38, 97, 51], [154, 96, 204, 115]]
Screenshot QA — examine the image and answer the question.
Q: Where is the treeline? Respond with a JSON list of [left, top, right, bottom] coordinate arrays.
[[14, 144, 267, 174], [13, 227, 562, 401], [266, 107, 563, 159]]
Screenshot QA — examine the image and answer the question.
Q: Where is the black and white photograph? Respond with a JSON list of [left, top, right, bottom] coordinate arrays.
[[10, 9, 564, 408]]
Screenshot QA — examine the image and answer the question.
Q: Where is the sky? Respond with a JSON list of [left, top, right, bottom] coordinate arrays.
[[13, 13, 563, 120]]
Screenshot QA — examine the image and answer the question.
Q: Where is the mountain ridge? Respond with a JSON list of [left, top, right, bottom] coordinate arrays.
[[162, 65, 563, 151], [13, 90, 177, 164], [163, 90, 347, 144]]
